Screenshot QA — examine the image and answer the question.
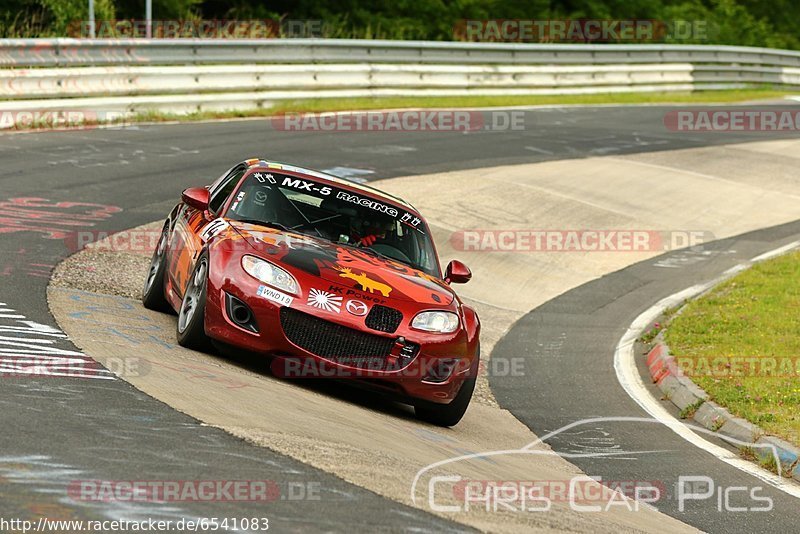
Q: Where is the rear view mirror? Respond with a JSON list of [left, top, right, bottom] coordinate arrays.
[[445, 260, 472, 284], [182, 187, 210, 211]]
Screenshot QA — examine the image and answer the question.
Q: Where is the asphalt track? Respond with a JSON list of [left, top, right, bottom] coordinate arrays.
[[1, 104, 800, 531], [490, 220, 800, 533]]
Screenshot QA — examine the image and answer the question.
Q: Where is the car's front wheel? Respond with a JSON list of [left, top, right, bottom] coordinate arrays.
[[176, 252, 211, 351], [414, 372, 477, 427], [142, 223, 171, 312]]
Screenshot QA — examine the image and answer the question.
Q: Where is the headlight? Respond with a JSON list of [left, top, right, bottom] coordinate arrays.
[[411, 311, 459, 334], [241, 255, 298, 295]]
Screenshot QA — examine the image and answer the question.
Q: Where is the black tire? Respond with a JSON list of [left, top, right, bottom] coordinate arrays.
[[176, 252, 212, 351], [415, 372, 477, 427], [142, 223, 171, 312]]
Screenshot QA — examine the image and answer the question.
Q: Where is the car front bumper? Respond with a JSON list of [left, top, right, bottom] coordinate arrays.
[[203, 277, 477, 404]]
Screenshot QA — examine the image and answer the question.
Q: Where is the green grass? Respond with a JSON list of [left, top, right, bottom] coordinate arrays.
[[665, 251, 800, 446], [126, 89, 797, 125], [679, 399, 705, 420]]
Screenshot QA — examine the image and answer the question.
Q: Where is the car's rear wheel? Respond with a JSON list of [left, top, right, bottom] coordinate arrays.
[[142, 223, 171, 312], [414, 361, 477, 427], [177, 252, 211, 351]]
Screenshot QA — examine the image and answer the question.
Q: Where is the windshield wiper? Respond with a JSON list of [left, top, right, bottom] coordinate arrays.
[[289, 214, 341, 230], [279, 192, 325, 238], [232, 218, 289, 232]]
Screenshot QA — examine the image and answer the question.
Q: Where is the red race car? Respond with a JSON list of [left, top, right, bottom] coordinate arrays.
[[143, 159, 480, 426]]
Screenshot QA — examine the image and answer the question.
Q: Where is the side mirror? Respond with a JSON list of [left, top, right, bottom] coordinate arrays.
[[182, 187, 210, 211], [445, 260, 472, 284]]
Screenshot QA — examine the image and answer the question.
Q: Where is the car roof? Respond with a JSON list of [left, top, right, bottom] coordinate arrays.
[[243, 158, 419, 214]]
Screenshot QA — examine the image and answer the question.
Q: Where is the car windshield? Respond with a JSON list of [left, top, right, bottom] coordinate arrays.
[[225, 171, 440, 276]]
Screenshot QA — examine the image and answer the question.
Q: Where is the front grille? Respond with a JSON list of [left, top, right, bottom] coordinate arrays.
[[280, 308, 397, 369], [365, 305, 403, 333]]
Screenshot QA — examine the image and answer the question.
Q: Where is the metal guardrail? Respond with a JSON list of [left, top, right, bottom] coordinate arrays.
[[0, 64, 701, 99], [0, 39, 798, 119], [2, 39, 800, 68]]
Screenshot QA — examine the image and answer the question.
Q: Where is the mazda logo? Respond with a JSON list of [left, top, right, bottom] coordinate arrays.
[[345, 299, 368, 316]]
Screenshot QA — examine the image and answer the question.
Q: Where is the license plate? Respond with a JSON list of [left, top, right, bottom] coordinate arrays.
[[257, 285, 293, 306]]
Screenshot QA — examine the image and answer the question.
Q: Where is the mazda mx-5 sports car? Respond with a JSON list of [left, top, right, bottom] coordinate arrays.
[[142, 158, 480, 426]]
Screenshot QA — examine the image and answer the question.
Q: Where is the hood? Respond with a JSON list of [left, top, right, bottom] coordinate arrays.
[[228, 221, 455, 306]]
